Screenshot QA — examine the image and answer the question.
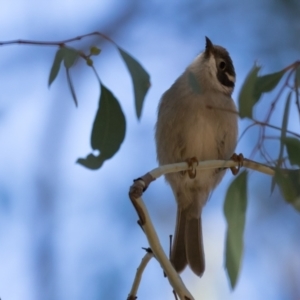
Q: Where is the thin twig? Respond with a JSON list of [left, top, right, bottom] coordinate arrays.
[[251, 118, 300, 138], [0, 31, 117, 47], [127, 251, 154, 300]]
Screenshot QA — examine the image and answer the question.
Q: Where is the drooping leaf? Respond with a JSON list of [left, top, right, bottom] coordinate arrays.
[[62, 47, 79, 68], [254, 69, 286, 99], [238, 64, 261, 118], [278, 92, 292, 165], [274, 169, 300, 212], [271, 92, 291, 193], [66, 68, 78, 107], [118, 47, 150, 119], [295, 66, 300, 88], [48, 46, 79, 103], [48, 48, 65, 86], [188, 71, 202, 94], [284, 137, 300, 167], [77, 83, 126, 169], [224, 171, 248, 289]]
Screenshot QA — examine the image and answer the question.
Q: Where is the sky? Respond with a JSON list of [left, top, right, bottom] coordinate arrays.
[[0, 1, 300, 300]]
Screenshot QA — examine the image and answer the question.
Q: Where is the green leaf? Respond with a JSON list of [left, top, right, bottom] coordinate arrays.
[[275, 169, 300, 212], [224, 171, 248, 289], [295, 66, 300, 88], [254, 69, 286, 99], [62, 47, 79, 68], [239, 66, 287, 119], [278, 91, 292, 165], [271, 92, 291, 192], [66, 68, 78, 107], [284, 137, 300, 167], [188, 71, 202, 94], [118, 47, 150, 119], [77, 83, 126, 169], [48, 48, 65, 86], [238, 64, 261, 118], [48, 46, 79, 106]]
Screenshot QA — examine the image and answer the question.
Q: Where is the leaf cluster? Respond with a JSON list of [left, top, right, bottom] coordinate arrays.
[[224, 62, 300, 288], [48, 44, 150, 169]]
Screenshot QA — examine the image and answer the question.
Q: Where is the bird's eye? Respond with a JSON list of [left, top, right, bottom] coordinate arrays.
[[219, 61, 226, 70]]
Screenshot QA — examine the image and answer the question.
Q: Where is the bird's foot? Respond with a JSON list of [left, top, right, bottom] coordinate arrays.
[[185, 157, 198, 179], [230, 153, 244, 175]]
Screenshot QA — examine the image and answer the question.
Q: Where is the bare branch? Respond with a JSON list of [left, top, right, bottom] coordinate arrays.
[[128, 156, 287, 299], [127, 250, 154, 300]]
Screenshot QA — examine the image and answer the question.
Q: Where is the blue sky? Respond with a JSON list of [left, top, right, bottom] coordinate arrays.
[[0, 1, 300, 300]]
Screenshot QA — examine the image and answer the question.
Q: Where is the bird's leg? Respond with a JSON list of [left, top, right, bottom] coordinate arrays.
[[230, 153, 244, 175]]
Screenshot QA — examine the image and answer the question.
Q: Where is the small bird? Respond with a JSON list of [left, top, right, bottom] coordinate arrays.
[[155, 37, 238, 276]]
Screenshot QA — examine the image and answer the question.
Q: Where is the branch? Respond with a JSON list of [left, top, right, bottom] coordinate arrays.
[[128, 157, 284, 299], [0, 32, 117, 47], [150, 158, 275, 180], [129, 182, 194, 300], [127, 249, 154, 300]]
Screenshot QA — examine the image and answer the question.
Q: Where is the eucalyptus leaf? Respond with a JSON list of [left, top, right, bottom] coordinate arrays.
[[278, 92, 292, 165], [48, 48, 65, 86], [254, 69, 286, 99], [284, 137, 300, 167], [62, 47, 79, 68], [118, 47, 150, 119], [77, 83, 126, 169], [295, 66, 300, 88], [188, 71, 202, 94], [271, 92, 291, 192], [238, 64, 261, 118], [275, 169, 300, 212], [224, 171, 248, 289]]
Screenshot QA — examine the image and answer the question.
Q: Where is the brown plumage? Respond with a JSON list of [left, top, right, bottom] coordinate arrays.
[[155, 37, 238, 276]]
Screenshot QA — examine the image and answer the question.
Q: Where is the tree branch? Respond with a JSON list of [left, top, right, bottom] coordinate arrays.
[[128, 157, 289, 299], [127, 249, 154, 300]]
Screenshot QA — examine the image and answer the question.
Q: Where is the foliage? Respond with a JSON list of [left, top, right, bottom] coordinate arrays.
[[229, 61, 300, 287], [224, 171, 248, 288], [43, 35, 150, 169], [1, 32, 300, 293]]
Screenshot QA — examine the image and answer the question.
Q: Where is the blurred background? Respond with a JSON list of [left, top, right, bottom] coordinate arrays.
[[1, 1, 300, 299]]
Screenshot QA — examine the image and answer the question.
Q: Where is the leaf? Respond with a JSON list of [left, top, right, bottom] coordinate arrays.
[[224, 171, 248, 289], [238, 64, 261, 118], [48, 48, 65, 86], [275, 169, 300, 212], [188, 71, 202, 94], [62, 47, 79, 68], [278, 92, 292, 165], [66, 68, 78, 107], [271, 92, 292, 192], [77, 83, 126, 169], [239, 66, 287, 119], [295, 66, 300, 88], [284, 137, 300, 167], [118, 47, 150, 119], [254, 69, 286, 99]]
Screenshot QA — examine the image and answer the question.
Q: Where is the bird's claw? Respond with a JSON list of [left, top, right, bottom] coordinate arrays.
[[230, 153, 244, 175], [185, 157, 198, 179]]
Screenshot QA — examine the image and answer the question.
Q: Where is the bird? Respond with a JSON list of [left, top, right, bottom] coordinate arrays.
[[155, 37, 238, 276]]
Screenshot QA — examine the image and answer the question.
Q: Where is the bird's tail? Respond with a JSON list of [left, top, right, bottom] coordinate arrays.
[[171, 208, 205, 276]]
